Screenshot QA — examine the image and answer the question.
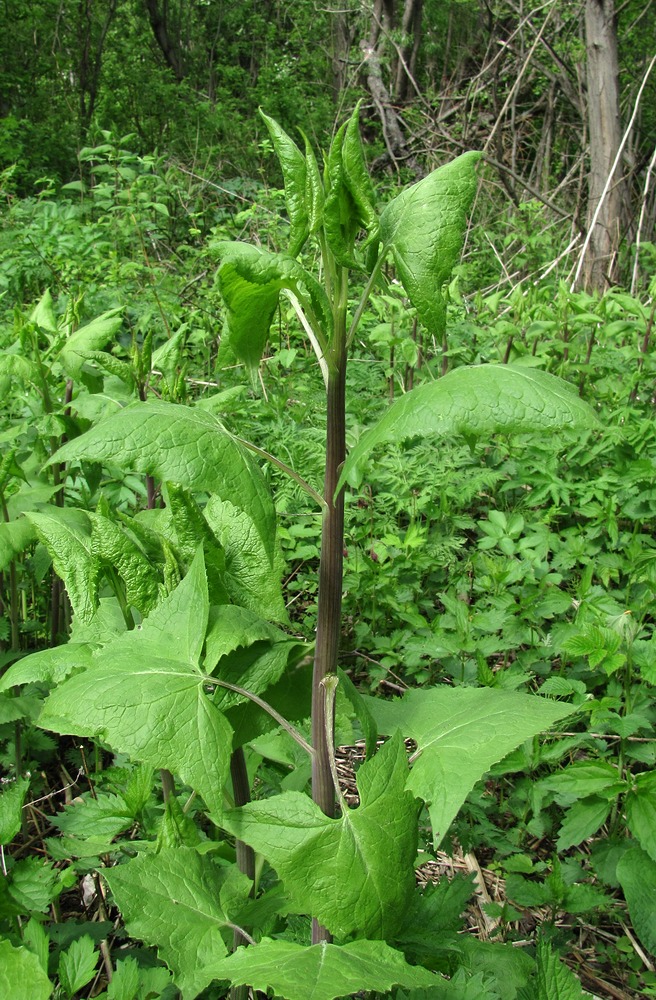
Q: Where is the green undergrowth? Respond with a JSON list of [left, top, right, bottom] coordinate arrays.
[[0, 124, 655, 999]]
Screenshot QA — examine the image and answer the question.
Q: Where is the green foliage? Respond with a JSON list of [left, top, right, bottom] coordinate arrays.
[[1, 101, 654, 1000]]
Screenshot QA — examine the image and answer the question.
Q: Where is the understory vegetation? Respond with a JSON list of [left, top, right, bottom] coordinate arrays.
[[1, 96, 656, 1000]]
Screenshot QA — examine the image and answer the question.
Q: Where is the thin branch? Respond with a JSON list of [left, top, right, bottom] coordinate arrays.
[[631, 141, 656, 295]]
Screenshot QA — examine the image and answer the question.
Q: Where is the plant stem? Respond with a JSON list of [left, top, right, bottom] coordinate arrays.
[[229, 745, 256, 1000], [311, 267, 347, 944]]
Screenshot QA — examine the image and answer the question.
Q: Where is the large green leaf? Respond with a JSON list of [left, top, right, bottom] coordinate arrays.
[[0, 939, 52, 1000], [617, 846, 656, 954], [339, 365, 598, 491], [223, 732, 418, 939], [204, 495, 287, 622], [216, 242, 332, 369], [26, 508, 98, 623], [57, 308, 123, 379], [51, 399, 277, 564], [380, 151, 480, 335], [104, 848, 250, 999], [260, 111, 309, 256], [367, 688, 575, 846], [38, 551, 231, 818], [208, 937, 437, 1000]]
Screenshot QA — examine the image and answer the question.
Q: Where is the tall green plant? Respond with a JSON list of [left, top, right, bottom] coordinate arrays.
[[0, 107, 601, 999]]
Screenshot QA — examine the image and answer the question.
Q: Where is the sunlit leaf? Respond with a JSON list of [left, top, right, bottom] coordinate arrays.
[[340, 365, 598, 491]]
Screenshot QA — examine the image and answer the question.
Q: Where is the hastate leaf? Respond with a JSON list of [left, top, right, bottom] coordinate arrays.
[[40, 658, 231, 819], [223, 732, 418, 939], [339, 365, 598, 491], [103, 848, 248, 999], [38, 552, 231, 818], [208, 937, 437, 1000], [51, 399, 277, 565], [380, 151, 480, 335], [367, 688, 575, 846]]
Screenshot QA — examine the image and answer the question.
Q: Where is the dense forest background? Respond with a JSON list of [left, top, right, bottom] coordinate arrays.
[[1, 0, 655, 294]]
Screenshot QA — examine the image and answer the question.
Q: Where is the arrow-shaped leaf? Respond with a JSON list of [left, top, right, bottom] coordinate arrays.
[[380, 151, 480, 335], [104, 848, 251, 999], [38, 551, 232, 818], [367, 688, 575, 846], [339, 365, 598, 491], [223, 732, 418, 939], [208, 937, 437, 1000]]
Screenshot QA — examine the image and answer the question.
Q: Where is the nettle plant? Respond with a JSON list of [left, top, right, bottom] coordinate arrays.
[[1, 109, 599, 999]]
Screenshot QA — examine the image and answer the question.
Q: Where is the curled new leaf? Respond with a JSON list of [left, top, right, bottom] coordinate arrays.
[[216, 242, 332, 368], [324, 104, 379, 268], [260, 111, 310, 256]]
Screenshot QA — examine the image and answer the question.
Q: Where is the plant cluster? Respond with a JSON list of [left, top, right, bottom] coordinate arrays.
[[0, 108, 655, 1000]]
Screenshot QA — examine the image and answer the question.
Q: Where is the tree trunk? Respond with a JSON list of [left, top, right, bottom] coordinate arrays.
[[77, 0, 118, 134], [360, 0, 421, 173], [143, 0, 185, 82], [584, 0, 623, 290], [393, 0, 424, 103]]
